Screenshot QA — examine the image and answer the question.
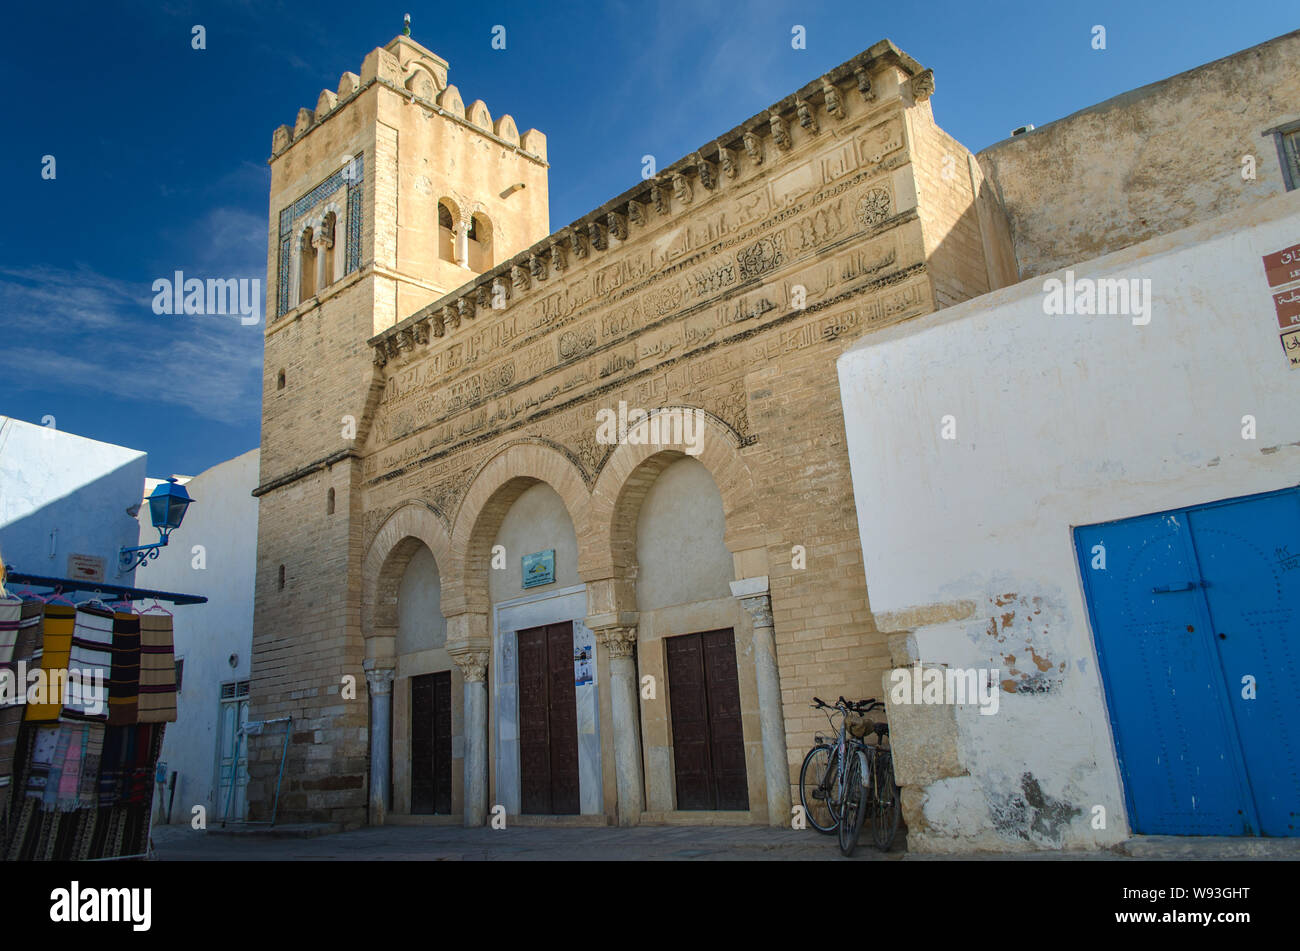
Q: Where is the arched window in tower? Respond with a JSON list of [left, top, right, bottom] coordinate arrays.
[[437, 200, 457, 263], [468, 213, 493, 271], [298, 226, 317, 303], [319, 212, 337, 288]]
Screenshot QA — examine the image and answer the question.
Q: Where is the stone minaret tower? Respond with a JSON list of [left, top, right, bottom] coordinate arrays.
[[249, 34, 549, 825]]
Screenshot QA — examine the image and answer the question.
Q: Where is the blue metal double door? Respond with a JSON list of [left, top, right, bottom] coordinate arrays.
[[1076, 488, 1300, 836]]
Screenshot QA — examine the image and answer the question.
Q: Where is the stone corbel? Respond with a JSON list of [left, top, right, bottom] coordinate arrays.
[[475, 284, 492, 311], [529, 253, 548, 282], [769, 112, 791, 151], [606, 210, 628, 241], [626, 198, 648, 228], [854, 67, 875, 103], [511, 263, 531, 292], [742, 132, 763, 166], [672, 173, 693, 206], [491, 275, 513, 306], [588, 220, 607, 251], [395, 328, 414, 352], [717, 142, 738, 179], [911, 69, 935, 102], [822, 77, 845, 119], [550, 240, 568, 272], [412, 318, 429, 345], [372, 344, 388, 367], [796, 97, 818, 133], [695, 153, 717, 190], [441, 303, 460, 332], [457, 296, 476, 321], [570, 227, 589, 260], [430, 313, 446, 337], [649, 180, 668, 216]]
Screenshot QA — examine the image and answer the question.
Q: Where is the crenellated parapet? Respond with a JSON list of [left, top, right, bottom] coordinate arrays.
[[367, 38, 926, 369], [269, 34, 545, 164]]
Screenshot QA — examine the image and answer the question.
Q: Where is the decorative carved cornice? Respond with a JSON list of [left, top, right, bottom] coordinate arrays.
[[594, 626, 637, 659], [743, 131, 763, 165], [550, 240, 568, 272], [452, 649, 490, 683], [511, 263, 530, 292], [588, 220, 607, 251], [570, 227, 589, 259], [475, 284, 492, 310], [441, 303, 459, 331], [626, 198, 647, 228], [649, 180, 668, 216], [412, 318, 429, 344], [457, 296, 475, 321]]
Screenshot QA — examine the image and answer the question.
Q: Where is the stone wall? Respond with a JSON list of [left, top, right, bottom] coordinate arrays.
[[978, 29, 1300, 280]]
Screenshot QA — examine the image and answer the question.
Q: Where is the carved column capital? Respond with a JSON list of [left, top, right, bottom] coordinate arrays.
[[594, 626, 638, 659], [730, 576, 774, 629], [452, 649, 490, 683], [362, 660, 396, 696]]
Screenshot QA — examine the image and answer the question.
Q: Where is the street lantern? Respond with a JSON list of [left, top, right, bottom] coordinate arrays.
[[120, 478, 195, 572]]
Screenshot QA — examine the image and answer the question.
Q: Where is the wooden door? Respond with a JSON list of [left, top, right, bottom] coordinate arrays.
[[667, 629, 750, 811], [411, 671, 452, 814], [517, 622, 580, 814]]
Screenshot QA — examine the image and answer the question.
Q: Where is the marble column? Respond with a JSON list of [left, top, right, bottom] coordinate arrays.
[[454, 216, 471, 268], [453, 649, 490, 826], [730, 576, 791, 827], [596, 626, 644, 826], [313, 232, 333, 291], [362, 660, 395, 826]]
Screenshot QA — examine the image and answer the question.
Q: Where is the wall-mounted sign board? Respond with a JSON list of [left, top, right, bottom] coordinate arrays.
[[522, 549, 555, 589], [67, 554, 105, 583], [1261, 244, 1300, 369]]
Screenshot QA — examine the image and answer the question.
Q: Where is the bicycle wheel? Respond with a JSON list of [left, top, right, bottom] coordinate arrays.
[[871, 748, 901, 851], [798, 744, 840, 834], [838, 749, 869, 856]]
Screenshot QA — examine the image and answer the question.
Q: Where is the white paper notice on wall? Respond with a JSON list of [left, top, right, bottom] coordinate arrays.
[[573, 627, 595, 687], [67, 554, 105, 583]]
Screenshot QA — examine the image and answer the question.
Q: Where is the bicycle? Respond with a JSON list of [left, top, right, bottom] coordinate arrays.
[[838, 703, 901, 856], [798, 695, 873, 835]]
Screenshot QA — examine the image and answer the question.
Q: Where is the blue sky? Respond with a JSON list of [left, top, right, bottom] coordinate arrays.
[[2, 1, 1295, 480]]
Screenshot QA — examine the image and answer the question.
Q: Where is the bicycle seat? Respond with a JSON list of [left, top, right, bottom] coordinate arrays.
[[873, 722, 889, 737]]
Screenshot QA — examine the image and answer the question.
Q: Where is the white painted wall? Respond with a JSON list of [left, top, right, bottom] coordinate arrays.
[[397, 545, 445, 654], [134, 449, 259, 825], [836, 192, 1300, 850], [0, 416, 146, 587]]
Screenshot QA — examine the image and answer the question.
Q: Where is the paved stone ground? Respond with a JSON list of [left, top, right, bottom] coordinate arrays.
[[149, 823, 1300, 861]]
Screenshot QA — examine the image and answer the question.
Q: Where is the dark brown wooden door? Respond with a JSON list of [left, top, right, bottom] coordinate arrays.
[[411, 671, 452, 814], [667, 629, 749, 811], [517, 622, 580, 814]]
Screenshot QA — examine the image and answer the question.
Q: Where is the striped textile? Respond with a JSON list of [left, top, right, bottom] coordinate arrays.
[[1, 599, 42, 804], [97, 726, 130, 807], [64, 604, 113, 721], [56, 722, 89, 811], [24, 724, 61, 801], [106, 612, 141, 726], [25, 604, 75, 721], [126, 724, 159, 805], [0, 596, 20, 664], [42, 726, 72, 810], [78, 723, 105, 809], [136, 614, 177, 723]]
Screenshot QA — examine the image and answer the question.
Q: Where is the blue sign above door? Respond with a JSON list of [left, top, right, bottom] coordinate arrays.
[[522, 549, 556, 589]]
